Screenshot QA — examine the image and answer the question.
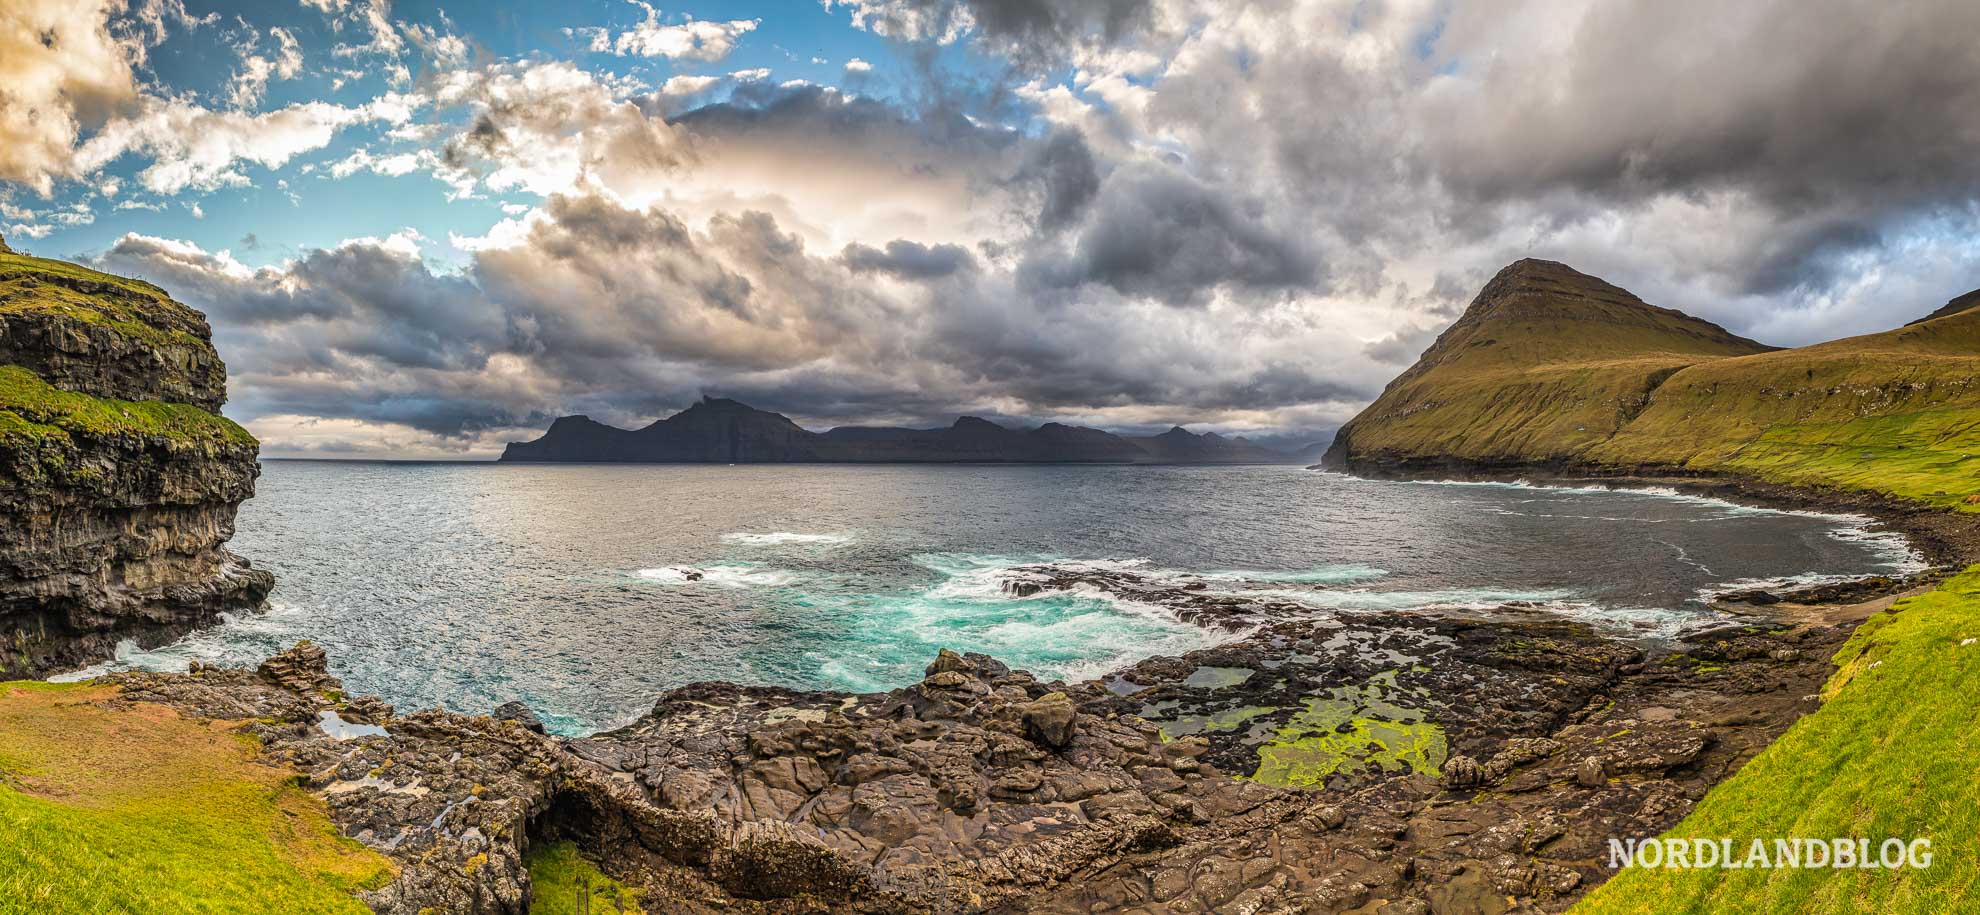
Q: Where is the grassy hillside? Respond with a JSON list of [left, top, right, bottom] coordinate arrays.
[[0, 681, 392, 914], [0, 251, 211, 351], [1329, 259, 1774, 464], [1330, 260, 1980, 509], [1574, 566, 1980, 914], [0, 365, 254, 449], [1588, 308, 1980, 509]]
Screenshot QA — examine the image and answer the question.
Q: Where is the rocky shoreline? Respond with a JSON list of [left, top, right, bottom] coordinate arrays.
[[89, 494, 1945, 914]]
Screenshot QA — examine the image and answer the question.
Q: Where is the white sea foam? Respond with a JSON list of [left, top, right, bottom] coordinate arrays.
[[1199, 565, 1390, 584], [634, 562, 799, 588], [872, 553, 1246, 686], [1231, 586, 1580, 613], [721, 531, 854, 546]]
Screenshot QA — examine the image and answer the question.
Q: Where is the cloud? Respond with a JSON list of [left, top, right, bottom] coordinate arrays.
[[0, 0, 146, 194], [93, 185, 1380, 454], [598, 1, 757, 62], [842, 239, 975, 279], [844, 57, 873, 73], [228, 26, 305, 110], [73, 94, 417, 194], [1022, 162, 1319, 306], [827, 0, 1156, 67]]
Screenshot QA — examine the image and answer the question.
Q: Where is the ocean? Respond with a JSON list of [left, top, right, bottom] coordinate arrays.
[[64, 462, 1920, 734]]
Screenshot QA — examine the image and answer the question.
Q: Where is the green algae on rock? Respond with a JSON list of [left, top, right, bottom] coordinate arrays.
[[1247, 669, 1448, 789]]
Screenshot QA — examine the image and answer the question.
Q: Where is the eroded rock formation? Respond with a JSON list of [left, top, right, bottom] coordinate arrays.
[[0, 241, 271, 676]]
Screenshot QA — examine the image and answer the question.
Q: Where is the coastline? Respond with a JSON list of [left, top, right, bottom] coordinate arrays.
[[12, 464, 1956, 913]]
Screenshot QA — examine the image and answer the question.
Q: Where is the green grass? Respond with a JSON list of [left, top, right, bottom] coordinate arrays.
[[0, 681, 393, 914], [0, 365, 254, 448], [0, 252, 209, 352], [1573, 566, 1980, 914], [525, 841, 644, 915]]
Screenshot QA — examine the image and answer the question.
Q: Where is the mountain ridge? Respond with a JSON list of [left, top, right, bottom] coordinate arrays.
[[501, 398, 1297, 464], [1326, 258, 1980, 511]]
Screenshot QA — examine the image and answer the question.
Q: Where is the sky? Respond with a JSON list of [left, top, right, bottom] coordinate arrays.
[[4, 0, 1979, 458]]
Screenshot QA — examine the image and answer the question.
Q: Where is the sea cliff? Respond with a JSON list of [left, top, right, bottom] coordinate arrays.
[[0, 239, 271, 677]]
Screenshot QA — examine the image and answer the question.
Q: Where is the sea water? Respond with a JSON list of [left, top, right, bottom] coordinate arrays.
[[63, 462, 1919, 734]]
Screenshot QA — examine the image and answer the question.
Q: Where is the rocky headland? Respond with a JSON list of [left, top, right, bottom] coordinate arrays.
[[0, 238, 271, 677]]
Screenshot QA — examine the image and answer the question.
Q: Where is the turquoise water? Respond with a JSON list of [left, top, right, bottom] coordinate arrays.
[[64, 463, 1918, 734]]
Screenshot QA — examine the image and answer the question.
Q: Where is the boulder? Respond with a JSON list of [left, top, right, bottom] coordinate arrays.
[[1019, 692, 1078, 748], [257, 641, 341, 695], [492, 700, 547, 734]]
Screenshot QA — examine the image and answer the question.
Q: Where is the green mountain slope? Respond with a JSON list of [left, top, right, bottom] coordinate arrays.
[[1327, 260, 1980, 509], [1325, 259, 1774, 465]]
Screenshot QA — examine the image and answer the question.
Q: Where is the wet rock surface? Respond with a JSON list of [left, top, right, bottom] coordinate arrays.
[[89, 566, 1878, 914]]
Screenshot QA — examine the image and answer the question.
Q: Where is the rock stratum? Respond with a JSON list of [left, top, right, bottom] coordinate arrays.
[[501, 398, 1294, 464], [1324, 258, 1980, 514], [0, 239, 271, 677]]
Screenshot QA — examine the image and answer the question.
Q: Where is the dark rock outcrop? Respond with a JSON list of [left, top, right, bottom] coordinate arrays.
[[0, 249, 270, 677], [501, 397, 1296, 464]]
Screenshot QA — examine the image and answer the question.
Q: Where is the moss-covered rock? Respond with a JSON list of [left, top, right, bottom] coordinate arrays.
[[0, 253, 268, 677], [0, 252, 228, 411]]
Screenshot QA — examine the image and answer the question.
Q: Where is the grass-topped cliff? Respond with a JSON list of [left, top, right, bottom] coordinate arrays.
[[0, 250, 229, 413], [0, 238, 270, 678], [1326, 259, 1980, 510]]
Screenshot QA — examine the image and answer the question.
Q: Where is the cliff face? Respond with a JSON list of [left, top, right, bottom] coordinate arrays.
[[503, 397, 1298, 464], [0, 244, 272, 676], [1326, 259, 1980, 510]]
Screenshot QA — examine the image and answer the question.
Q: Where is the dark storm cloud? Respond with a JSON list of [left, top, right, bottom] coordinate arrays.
[[672, 84, 1006, 162], [1415, 0, 1980, 296], [1013, 128, 1100, 231], [1021, 164, 1319, 306], [841, 239, 976, 279], [1425, 0, 1980, 211]]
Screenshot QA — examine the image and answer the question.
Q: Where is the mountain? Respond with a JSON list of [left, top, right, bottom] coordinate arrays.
[[1324, 259, 1774, 469], [1124, 426, 1291, 464], [0, 238, 272, 676], [1326, 258, 1980, 510], [1907, 287, 1980, 325], [501, 399, 1298, 464]]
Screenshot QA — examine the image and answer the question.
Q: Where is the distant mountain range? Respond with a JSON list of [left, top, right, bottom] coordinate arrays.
[[500, 398, 1298, 464]]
